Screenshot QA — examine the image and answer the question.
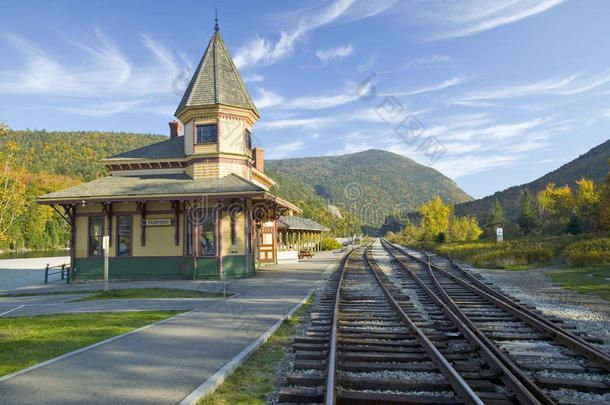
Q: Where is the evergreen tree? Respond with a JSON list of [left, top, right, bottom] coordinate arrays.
[[518, 190, 537, 235], [484, 198, 507, 236], [566, 214, 581, 235]]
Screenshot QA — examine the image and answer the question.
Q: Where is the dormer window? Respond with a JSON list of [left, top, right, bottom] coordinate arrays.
[[196, 124, 217, 143], [245, 129, 252, 150]]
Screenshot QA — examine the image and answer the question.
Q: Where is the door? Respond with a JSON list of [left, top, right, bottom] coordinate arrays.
[[258, 225, 275, 263]]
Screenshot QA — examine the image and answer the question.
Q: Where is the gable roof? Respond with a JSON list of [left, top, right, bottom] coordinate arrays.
[[38, 173, 264, 202], [278, 216, 329, 232], [105, 136, 186, 160], [175, 32, 259, 117]]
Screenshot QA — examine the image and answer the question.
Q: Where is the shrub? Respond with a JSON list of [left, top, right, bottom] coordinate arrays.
[[320, 238, 342, 251], [564, 238, 610, 266]]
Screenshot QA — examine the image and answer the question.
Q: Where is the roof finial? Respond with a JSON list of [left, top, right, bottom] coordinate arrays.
[[214, 9, 219, 33]]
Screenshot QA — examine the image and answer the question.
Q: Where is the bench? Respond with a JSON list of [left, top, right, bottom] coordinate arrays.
[[298, 249, 313, 259]]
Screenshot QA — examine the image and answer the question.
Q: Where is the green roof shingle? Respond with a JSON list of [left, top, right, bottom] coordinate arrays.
[[39, 173, 264, 201], [175, 33, 259, 117]]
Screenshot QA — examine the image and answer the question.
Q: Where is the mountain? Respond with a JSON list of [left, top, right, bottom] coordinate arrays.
[[266, 150, 473, 228], [3, 129, 166, 181], [455, 139, 610, 222]]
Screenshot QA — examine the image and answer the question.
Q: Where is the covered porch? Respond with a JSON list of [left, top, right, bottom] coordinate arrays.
[[276, 216, 328, 264]]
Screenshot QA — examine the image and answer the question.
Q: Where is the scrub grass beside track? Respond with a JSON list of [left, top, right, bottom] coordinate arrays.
[[198, 295, 314, 405]]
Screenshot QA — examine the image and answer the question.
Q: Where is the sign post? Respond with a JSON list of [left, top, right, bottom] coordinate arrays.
[[102, 236, 110, 292], [496, 228, 503, 243]]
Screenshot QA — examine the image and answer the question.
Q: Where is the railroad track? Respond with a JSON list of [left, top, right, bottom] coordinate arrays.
[[381, 239, 610, 405], [277, 240, 610, 404]]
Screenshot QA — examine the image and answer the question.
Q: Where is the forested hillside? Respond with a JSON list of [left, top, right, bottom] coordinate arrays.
[[455, 140, 610, 222], [266, 150, 472, 228], [0, 129, 165, 251], [3, 130, 166, 181]]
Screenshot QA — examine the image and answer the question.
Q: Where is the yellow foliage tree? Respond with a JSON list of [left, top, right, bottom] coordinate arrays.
[[0, 122, 29, 243], [419, 196, 452, 240], [599, 161, 610, 230], [536, 183, 574, 221]]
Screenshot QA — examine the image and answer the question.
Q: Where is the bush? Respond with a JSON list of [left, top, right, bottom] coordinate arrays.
[[564, 238, 610, 266], [320, 238, 342, 251]]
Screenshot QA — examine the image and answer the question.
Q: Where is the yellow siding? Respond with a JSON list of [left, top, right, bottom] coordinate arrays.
[[112, 202, 137, 213], [75, 216, 88, 258], [77, 204, 104, 214], [132, 213, 182, 257], [191, 162, 221, 179], [222, 211, 245, 255], [194, 143, 218, 154], [184, 119, 194, 155], [185, 164, 195, 178], [219, 117, 243, 155]]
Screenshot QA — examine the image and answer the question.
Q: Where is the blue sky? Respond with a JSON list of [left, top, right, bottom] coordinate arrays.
[[1, 0, 609, 198]]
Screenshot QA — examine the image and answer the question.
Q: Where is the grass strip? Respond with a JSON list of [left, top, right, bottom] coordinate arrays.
[[0, 310, 184, 376], [72, 288, 229, 302], [545, 266, 610, 301], [198, 295, 314, 405]]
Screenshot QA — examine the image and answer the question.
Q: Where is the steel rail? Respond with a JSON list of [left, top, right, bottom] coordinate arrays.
[[323, 245, 363, 405], [446, 254, 610, 366], [400, 243, 610, 371], [380, 239, 548, 405], [363, 246, 485, 405]]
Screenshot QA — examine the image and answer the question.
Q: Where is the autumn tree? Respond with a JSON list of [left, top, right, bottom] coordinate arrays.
[[450, 216, 482, 242], [518, 189, 537, 235], [0, 122, 29, 246], [419, 196, 452, 241], [599, 160, 610, 231]]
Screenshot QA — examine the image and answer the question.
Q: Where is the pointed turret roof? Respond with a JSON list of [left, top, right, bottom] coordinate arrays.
[[175, 32, 259, 117]]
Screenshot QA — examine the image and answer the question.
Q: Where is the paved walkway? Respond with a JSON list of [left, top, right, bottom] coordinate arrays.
[[0, 256, 70, 292], [0, 251, 343, 405]]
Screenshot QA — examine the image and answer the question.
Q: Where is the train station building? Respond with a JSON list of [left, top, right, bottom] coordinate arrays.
[[37, 28, 316, 280]]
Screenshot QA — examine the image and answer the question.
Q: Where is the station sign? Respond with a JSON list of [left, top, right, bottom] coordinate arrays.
[[145, 219, 173, 226]]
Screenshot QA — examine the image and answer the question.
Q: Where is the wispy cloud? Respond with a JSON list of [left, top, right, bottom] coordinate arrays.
[[316, 44, 353, 62], [254, 88, 284, 108], [234, 0, 394, 69], [390, 75, 469, 97], [455, 71, 610, 102], [0, 30, 185, 99], [54, 100, 142, 117], [243, 74, 264, 83], [265, 140, 306, 158], [422, 0, 567, 40]]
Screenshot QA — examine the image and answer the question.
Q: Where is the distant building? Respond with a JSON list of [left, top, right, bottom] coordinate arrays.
[[38, 26, 302, 280]]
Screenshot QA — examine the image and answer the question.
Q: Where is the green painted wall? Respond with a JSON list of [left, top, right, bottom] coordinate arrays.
[[74, 257, 183, 280], [222, 255, 254, 278], [74, 255, 255, 280]]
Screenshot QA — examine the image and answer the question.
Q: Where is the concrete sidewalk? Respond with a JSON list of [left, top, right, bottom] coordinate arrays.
[[0, 250, 343, 405]]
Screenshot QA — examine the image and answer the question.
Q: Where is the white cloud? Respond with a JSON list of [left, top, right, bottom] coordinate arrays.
[[433, 154, 523, 178], [265, 140, 306, 158], [390, 75, 469, 97], [243, 74, 264, 83], [254, 88, 284, 109], [456, 71, 610, 103], [257, 117, 333, 130], [0, 30, 186, 99], [422, 0, 567, 40], [54, 100, 142, 117], [316, 44, 353, 62], [234, 0, 394, 69]]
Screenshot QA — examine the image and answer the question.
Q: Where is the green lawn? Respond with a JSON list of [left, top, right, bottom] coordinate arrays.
[[199, 296, 313, 405], [545, 266, 610, 301], [0, 311, 183, 377], [71, 288, 228, 302]]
